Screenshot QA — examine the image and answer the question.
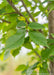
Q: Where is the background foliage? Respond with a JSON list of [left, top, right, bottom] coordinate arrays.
[[0, 0, 54, 75]]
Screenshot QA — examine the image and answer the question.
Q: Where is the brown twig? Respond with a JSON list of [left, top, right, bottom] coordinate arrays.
[[7, 0, 29, 24], [3, 12, 16, 15], [0, 18, 11, 23], [21, 0, 35, 22], [32, 49, 41, 59]]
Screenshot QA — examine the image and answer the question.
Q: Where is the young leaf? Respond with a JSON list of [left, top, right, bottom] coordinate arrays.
[[16, 64, 26, 71], [29, 31, 48, 47]]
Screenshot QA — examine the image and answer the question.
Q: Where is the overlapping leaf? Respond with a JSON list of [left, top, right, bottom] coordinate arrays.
[[29, 31, 48, 47], [29, 22, 44, 30], [5, 29, 26, 50]]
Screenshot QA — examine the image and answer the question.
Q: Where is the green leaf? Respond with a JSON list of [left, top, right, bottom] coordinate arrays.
[[30, 62, 39, 69], [0, 8, 6, 15], [5, 29, 26, 50], [41, 49, 50, 60], [29, 22, 45, 30], [4, 50, 10, 60], [45, 0, 54, 1], [16, 64, 26, 71], [17, 21, 26, 27], [41, 45, 54, 60], [26, 62, 39, 75], [47, 39, 54, 45], [29, 31, 48, 47], [23, 37, 33, 49], [51, 33, 54, 38], [26, 68, 33, 75], [31, 71, 37, 75], [11, 47, 21, 57], [42, 62, 48, 69], [39, 67, 49, 75], [13, 0, 20, 4], [49, 56, 54, 62], [39, 62, 48, 75]]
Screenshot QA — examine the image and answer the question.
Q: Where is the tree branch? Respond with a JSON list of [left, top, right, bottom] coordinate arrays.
[[32, 49, 41, 59], [0, 18, 11, 23], [7, 0, 30, 24], [3, 12, 16, 15], [20, 0, 35, 22]]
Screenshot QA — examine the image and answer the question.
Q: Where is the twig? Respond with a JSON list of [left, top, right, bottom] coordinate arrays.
[[0, 18, 11, 23], [7, 0, 29, 24], [32, 49, 41, 59], [20, 0, 35, 22], [3, 12, 16, 15]]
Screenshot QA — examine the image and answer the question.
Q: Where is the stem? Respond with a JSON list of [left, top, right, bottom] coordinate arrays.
[[7, 0, 30, 24], [0, 18, 11, 23], [32, 49, 41, 59], [21, 0, 35, 22]]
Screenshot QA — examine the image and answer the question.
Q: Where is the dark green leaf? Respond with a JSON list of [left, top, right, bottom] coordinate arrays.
[[23, 37, 33, 49], [11, 47, 21, 57], [39, 67, 49, 75]]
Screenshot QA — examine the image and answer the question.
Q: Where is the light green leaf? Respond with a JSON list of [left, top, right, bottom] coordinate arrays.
[[16, 64, 26, 71], [31, 71, 37, 75], [29, 22, 44, 30], [29, 31, 48, 47], [4, 50, 10, 60], [51, 33, 54, 38], [26, 68, 33, 75], [5, 29, 26, 50]]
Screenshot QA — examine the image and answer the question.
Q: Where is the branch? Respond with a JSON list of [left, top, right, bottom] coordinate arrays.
[[7, 0, 43, 33], [3, 12, 16, 15], [0, 18, 11, 23], [38, 0, 41, 3], [20, 0, 35, 22], [32, 49, 41, 59], [7, 0, 29, 24]]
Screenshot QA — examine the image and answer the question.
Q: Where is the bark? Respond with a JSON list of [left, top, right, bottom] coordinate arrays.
[[48, 10, 54, 75]]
